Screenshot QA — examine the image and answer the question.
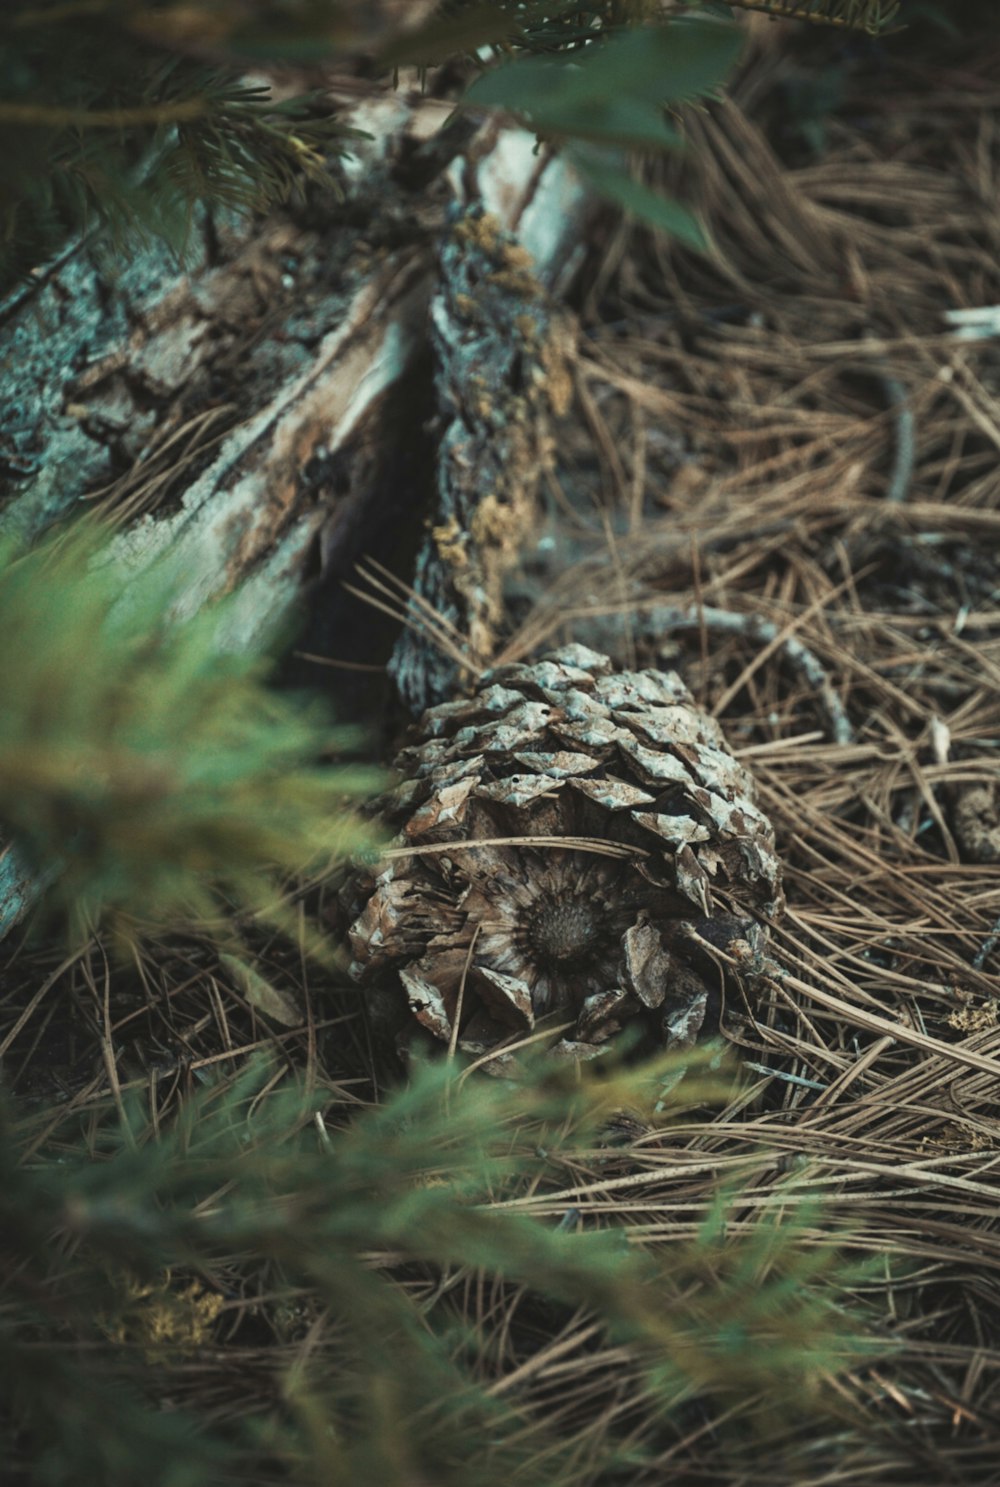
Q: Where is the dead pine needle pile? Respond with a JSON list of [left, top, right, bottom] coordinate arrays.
[[5, 13, 1000, 1487], [494, 19, 1000, 1480]]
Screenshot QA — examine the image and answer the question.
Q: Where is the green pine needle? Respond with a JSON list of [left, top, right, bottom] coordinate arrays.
[[722, 0, 900, 32], [0, 6, 362, 286], [0, 523, 383, 946], [1, 1054, 892, 1486]]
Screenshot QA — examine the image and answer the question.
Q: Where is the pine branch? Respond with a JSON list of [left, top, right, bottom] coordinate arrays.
[[0, 523, 382, 948], [1, 1054, 891, 1486], [0, 6, 362, 286], [722, 0, 900, 30]]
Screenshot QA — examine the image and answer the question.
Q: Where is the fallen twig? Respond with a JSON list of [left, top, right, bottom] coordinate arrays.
[[879, 370, 917, 506], [641, 604, 855, 746], [973, 915, 1000, 973]]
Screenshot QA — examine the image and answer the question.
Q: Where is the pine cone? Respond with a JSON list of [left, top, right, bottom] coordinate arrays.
[[344, 645, 783, 1071]]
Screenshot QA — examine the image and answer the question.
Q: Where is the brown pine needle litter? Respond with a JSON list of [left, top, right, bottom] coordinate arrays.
[[7, 21, 1000, 1487], [491, 23, 1000, 1473]]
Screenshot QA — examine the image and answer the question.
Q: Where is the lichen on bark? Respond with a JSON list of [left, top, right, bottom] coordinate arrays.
[[389, 205, 575, 717]]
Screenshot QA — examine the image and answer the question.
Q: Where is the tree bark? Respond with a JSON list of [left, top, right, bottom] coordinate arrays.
[[0, 81, 599, 939]]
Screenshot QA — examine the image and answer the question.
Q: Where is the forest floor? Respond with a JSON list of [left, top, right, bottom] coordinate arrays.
[[489, 20, 1000, 1476], [5, 13, 1000, 1486]]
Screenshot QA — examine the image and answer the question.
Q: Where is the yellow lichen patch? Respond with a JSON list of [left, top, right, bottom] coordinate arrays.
[[540, 321, 574, 418], [470, 456, 535, 587], [102, 1270, 224, 1361], [454, 210, 502, 256], [433, 514, 469, 570], [502, 241, 534, 271], [484, 237, 539, 297], [487, 266, 540, 298], [947, 1000, 999, 1033], [471, 489, 517, 556]]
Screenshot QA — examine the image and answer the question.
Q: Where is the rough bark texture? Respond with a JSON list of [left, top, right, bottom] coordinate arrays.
[[388, 204, 575, 716], [0, 83, 597, 940]]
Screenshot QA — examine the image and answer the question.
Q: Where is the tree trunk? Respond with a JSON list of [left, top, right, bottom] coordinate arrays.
[[0, 81, 599, 938]]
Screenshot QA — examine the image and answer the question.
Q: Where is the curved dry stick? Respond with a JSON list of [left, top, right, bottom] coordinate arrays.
[[879, 370, 917, 506], [642, 604, 854, 747]]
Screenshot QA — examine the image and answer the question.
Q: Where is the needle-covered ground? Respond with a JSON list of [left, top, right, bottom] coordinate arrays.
[[4, 14, 1000, 1486]]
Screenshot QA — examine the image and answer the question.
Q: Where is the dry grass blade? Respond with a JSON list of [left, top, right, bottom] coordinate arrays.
[[383, 835, 643, 861], [345, 558, 483, 678]]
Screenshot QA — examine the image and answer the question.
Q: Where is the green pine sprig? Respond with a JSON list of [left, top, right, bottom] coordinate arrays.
[[0, 4, 363, 286], [0, 523, 383, 948], [2, 1053, 891, 1487], [722, 0, 900, 33]]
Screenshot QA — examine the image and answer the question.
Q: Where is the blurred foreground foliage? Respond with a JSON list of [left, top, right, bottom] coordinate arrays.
[[0, 0, 902, 287], [461, 15, 742, 249], [2, 1053, 890, 1487], [0, 523, 381, 948]]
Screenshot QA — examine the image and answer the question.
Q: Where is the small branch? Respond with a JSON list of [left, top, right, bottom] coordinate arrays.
[[644, 605, 854, 746], [972, 915, 1000, 973], [879, 371, 916, 506]]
